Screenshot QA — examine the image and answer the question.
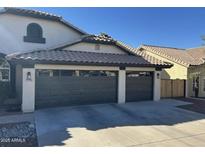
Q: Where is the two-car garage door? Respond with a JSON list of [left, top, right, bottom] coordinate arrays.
[[35, 69, 153, 109], [35, 70, 118, 109]]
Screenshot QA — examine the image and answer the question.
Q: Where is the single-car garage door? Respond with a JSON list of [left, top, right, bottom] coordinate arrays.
[[126, 71, 153, 102], [35, 69, 117, 109]]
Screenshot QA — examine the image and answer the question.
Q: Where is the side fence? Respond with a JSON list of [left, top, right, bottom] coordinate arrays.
[[161, 79, 185, 98]]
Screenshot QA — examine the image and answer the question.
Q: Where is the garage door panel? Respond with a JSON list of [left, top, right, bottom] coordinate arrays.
[[126, 72, 153, 102]]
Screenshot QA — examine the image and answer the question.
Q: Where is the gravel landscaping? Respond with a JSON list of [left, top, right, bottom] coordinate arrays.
[[0, 122, 38, 147]]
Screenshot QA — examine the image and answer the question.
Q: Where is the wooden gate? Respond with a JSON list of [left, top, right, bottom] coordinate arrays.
[[161, 79, 185, 98]]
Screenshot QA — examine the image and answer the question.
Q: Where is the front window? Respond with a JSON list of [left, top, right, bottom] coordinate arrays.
[[192, 77, 195, 91], [192, 76, 199, 91], [203, 79, 205, 92], [24, 23, 46, 44], [0, 58, 10, 82]]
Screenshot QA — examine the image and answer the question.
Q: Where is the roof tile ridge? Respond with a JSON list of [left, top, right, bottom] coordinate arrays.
[[140, 44, 189, 67], [141, 44, 186, 50]]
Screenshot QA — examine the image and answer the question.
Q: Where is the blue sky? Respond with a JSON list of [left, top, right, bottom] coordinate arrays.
[[30, 7, 205, 49]]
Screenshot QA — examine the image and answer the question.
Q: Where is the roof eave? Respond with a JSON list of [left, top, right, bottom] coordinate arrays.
[[8, 58, 172, 69]]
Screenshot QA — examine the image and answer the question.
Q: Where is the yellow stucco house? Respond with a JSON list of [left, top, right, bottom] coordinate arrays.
[[135, 44, 205, 98]]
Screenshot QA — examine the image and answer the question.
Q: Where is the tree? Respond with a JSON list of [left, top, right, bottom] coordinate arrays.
[[201, 35, 205, 46]]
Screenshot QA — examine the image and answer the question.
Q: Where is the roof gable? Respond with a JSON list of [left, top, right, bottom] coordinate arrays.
[[54, 33, 138, 55], [0, 7, 87, 35]]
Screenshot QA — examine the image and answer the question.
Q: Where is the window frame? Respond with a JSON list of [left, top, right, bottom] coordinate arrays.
[[203, 78, 205, 92], [24, 23, 46, 44], [192, 77, 195, 91], [192, 76, 199, 91], [0, 58, 10, 82]]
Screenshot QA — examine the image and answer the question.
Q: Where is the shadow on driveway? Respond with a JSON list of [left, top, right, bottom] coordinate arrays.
[[34, 100, 205, 146], [177, 98, 205, 114]]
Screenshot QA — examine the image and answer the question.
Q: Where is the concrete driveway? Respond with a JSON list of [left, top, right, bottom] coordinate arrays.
[[35, 99, 205, 147]]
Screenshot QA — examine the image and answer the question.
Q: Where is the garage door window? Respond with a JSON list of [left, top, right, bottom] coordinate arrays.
[[126, 71, 152, 77], [61, 70, 75, 76], [0, 58, 10, 82], [37, 70, 117, 78], [37, 70, 51, 77], [53, 70, 60, 77], [79, 70, 117, 77]]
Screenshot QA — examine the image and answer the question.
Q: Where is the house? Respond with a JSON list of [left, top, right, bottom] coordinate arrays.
[[136, 44, 205, 98], [187, 47, 205, 98], [0, 7, 172, 112]]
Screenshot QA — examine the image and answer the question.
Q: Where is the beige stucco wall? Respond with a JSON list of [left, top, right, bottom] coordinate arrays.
[[22, 68, 35, 112], [64, 42, 127, 54], [188, 64, 205, 97], [144, 50, 188, 80]]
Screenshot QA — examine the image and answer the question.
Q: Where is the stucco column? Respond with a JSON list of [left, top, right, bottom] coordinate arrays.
[[22, 68, 35, 112], [153, 71, 161, 101], [118, 69, 126, 104]]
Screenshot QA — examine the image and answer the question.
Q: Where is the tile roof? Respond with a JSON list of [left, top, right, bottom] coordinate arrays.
[[114, 41, 168, 66], [52, 34, 205, 67], [52, 34, 173, 67], [7, 50, 172, 68], [138, 44, 203, 67], [82, 33, 116, 44], [0, 7, 87, 35], [186, 46, 205, 64], [0, 52, 6, 58]]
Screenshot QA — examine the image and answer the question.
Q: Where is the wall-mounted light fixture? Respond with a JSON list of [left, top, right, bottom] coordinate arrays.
[[156, 73, 160, 79], [26, 72, 32, 81]]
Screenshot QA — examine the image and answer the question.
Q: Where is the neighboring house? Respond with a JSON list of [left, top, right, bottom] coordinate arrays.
[[0, 7, 172, 112], [187, 47, 205, 98], [137, 45, 203, 80], [136, 44, 205, 98]]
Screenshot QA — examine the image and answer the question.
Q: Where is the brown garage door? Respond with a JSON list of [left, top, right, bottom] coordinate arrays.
[[126, 71, 153, 102]]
